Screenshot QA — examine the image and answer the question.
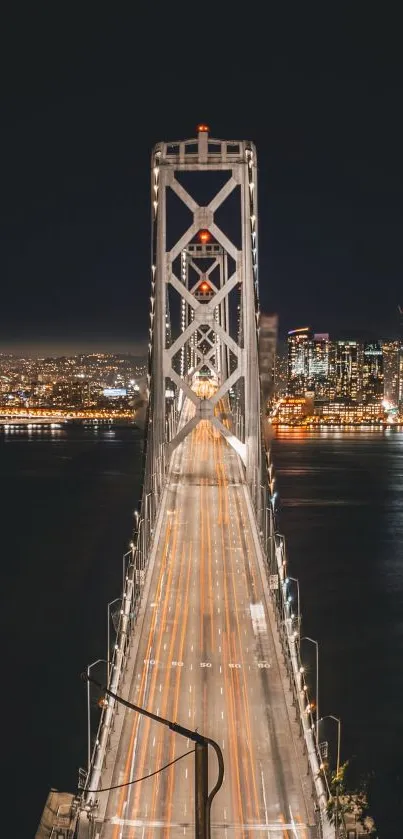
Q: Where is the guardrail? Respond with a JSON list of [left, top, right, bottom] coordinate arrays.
[[269, 532, 335, 838], [81, 542, 141, 810], [80, 471, 163, 820]]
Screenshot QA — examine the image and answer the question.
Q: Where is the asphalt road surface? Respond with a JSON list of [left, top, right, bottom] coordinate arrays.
[[96, 408, 315, 838]]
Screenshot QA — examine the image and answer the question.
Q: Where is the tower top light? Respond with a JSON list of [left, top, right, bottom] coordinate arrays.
[[197, 123, 210, 133]]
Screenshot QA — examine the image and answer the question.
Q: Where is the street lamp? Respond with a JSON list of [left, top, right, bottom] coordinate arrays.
[[318, 714, 341, 777], [83, 673, 224, 839], [285, 576, 300, 631], [122, 548, 132, 592], [319, 715, 342, 838], [300, 636, 319, 744], [107, 598, 121, 683], [86, 659, 108, 777]]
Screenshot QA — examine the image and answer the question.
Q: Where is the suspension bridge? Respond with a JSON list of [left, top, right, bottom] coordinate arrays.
[[37, 128, 336, 839]]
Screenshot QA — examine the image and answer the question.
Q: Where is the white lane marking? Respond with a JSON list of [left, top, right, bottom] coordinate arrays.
[[250, 602, 267, 635], [220, 687, 223, 695], [260, 769, 270, 837], [152, 736, 155, 747]]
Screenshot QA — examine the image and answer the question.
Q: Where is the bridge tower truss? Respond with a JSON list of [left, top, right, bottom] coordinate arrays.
[[148, 126, 263, 511]]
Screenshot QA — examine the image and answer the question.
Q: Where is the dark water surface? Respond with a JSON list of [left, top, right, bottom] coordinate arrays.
[[1, 425, 143, 838], [2, 425, 402, 836], [271, 428, 403, 837]]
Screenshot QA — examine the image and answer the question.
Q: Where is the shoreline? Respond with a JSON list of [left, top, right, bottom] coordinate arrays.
[[272, 423, 403, 432], [0, 417, 138, 430]]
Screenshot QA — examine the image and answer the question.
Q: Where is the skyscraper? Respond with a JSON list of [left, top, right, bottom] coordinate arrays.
[[308, 333, 330, 397], [362, 342, 383, 404], [382, 341, 401, 408], [333, 340, 362, 402], [287, 327, 311, 396]]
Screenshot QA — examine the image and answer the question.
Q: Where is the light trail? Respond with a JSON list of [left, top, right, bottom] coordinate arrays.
[[99, 394, 315, 838]]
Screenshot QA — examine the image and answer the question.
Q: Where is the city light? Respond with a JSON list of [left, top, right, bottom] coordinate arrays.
[[269, 330, 402, 428], [0, 352, 147, 424]]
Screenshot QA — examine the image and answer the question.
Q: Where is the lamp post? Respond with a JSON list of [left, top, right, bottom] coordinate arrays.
[[86, 659, 107, 777], [318, 714, 341, 777], [319, 715, 342, 838], [107, 598, 121, 683], [83, 673, 224, 839], [285, 576, 300, 631], [300, 636, 319, 744], [137, 517, 145, 570], [122, 548, 132, 593]]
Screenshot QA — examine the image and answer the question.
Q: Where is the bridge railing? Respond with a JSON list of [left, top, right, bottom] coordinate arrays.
[[257, 481, 336, 838], [81, 461, 164, 813]]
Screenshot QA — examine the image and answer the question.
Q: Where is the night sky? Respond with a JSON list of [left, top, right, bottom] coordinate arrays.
[[1, 9, 402, 355]]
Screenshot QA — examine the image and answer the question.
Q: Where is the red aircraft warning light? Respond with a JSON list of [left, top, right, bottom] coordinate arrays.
[[198, 230, 211, 244], [200, 281, 210, 292], [197, 123, 210, 133]]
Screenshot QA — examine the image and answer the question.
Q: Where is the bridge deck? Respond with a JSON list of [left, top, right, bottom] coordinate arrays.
[[97, 418, 315, 838]]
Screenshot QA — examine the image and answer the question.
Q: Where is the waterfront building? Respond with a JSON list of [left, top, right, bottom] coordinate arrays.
[[382, 341, 400, 408], [331, 340, 362, 402], [308, 333, 330, 397], [276, 396, 310, 424], [362, 342, 383, 404], [287, 327, 311, 395], [313, 400, 384, 424]]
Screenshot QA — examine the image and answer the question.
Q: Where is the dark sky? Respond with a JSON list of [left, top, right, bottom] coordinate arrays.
[[1, 9, 402, 355]]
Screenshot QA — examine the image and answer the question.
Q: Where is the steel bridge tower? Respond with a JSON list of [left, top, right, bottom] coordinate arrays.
[[145, 126, 264, 517]]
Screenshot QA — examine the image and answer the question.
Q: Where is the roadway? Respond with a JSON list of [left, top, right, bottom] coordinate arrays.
[[96, 399, 315, 838]]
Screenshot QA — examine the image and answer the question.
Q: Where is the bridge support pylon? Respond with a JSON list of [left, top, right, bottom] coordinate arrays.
[[146, 126, 263, 514]]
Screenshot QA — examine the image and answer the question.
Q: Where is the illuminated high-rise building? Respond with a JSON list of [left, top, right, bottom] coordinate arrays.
[[362, 342, 383, 404], [287, 327, 311, 395], [332, 340, 362, 402], [382, 341, 403, 408], [308, 333, 330, 397], [382, 341, 401, 408]]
